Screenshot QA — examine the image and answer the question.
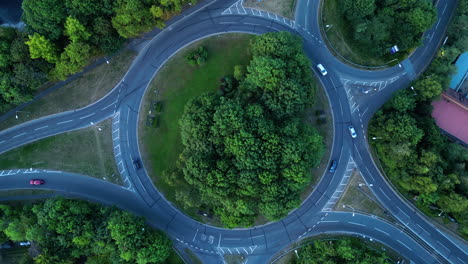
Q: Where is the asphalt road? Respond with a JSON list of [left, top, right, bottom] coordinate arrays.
[[0, 0, 467, 263]]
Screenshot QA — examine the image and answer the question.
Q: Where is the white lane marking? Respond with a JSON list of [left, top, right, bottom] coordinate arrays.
[[218, 234, 222, 248], [361, 107, 368, 117], [57, 120, 73, 125], [380, 187, 391, 200], [102, 101, 117, 110], [320, 220, 339, 223], [224, 237, 241, 240], [374, 228, 389, 236], [218, 247, 225, 254], [437, 241, 450, 253], [227, 248, 232, 254], [13, 133, 26, 138], [399, 207, 410, 219], [35, 125, 48, 131], [397, 240, 412, 251], [243, 248, 248, 254], [435, 19, 441, 29], [252, 235, 264, 239], [0, 140, 4, 144], [442, 4, 447, 14], [349, 222, 365, 227], [79, 113, 95, 119], [235, 248, 240, 254], [192, 229, 199, 242]]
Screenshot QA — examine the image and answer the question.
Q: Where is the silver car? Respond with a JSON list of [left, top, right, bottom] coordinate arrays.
[[348, 125, 357, 138]]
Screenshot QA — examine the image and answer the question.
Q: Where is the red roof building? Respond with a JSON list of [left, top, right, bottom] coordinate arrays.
[[431, 93, 468, 146]]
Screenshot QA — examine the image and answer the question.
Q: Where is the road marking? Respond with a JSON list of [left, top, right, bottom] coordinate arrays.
[[13, 133, 26, 138], [218, 247, 224, 254], [399, 207, 410, 219], [218, 234, 222, 248], [252, 235, 264, 239], [397, 240, 412, 251], [437, 241, 450, 252], [57, 120, 73, 125], [442, 4, 447, 14], [0, 140, 4, 144], [320, 220, 338, 223], [35, 125, 48, 131], [236, 248, 240, 254], [192, 229, 199, 242], [361, 107, 368, 117], [79, 113, 95, 119], [243, 248, 248, 254], [250, 245, 257, 254], [349, 222, 365, 227], [102, 101, 117, 110], [374, 228, 389, 236], [380, 187, 391, 200], [224, 237, 241, 240]]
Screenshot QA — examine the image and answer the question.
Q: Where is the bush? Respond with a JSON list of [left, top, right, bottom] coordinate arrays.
[[185, 46, 208, 66]]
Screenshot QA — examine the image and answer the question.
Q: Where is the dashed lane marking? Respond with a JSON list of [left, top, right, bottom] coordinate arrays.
[[57, 120, 73, 125], [79, 113, 95, 119], [35, 125, 48, 131]]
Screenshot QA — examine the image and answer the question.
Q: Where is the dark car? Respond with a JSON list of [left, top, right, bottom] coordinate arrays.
[[133, 159, 141, 170], [329, 160, 337, 173], [29, 179, 45, 185]]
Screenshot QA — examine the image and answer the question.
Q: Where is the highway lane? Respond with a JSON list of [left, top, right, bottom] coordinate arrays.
[[0, 0, 466, 262]]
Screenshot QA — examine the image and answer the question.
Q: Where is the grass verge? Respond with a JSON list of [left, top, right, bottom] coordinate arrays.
[[335, 169, 393, 222], [0, 119, 121, 185], [243, 0, 297, 19], [321, 0, 404, 67], [0, 50, 136, 131], [139, 33, 254, 224]]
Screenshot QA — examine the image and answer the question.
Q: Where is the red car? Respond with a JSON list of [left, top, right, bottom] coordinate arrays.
[[29, 179, 45, 185]]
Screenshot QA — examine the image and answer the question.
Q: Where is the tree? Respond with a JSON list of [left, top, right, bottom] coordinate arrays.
[[22, 0, 67, 41], [64, 16, 91, 42], [112, 0, 160, 38], [52, 41, 92, 80], [414, 77, 443, 101], [25, 33, 59, 63]]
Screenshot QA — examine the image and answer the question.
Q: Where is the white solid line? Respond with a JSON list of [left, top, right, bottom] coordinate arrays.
[[397, 240, 412, 251], [374, 228, 389, 236], [435, 19, 441, 29], [243, 248, 248, 254], [79, 113, 95, 119], [349, 222, 365, 227], [442, 4, 447, 14], [218, 234, 222, 248], [437, 241, 450, 252], [13, 133, 26, 138], [57, 120, 73, 125], [192, 229, 199, 242], [35, 125, 48, 131], [380, 187, 391, 200], [361, 107, 368, 117], [227, 248, 232, 254], [321, 220, 339, 223]]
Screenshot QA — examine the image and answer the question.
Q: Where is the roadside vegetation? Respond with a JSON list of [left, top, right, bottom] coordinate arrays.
[[276, 236, 392, 264], [243, 0, 296, 19], [0, 50, 136, 131], [0, 0, 195, 114], [139, 34, 254, 224], [322, 0, 436, 66], [0, 197, 172, 264], [369, 1, 468, 238], [0, 119, 121, 185], [163, 32, 324, 228]]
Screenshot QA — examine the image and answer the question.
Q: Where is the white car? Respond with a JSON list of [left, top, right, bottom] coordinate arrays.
[[348, 125, 357, 138], [316, 64, 328, 76]]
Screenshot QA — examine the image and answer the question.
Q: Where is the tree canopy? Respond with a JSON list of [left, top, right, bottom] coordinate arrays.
[[340, 0, 436, 56], [0, 197, 172, 264], [167, 32, 324, 227]]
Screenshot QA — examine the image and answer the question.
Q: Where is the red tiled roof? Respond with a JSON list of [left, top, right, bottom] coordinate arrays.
[[431, 96, 468, 144]]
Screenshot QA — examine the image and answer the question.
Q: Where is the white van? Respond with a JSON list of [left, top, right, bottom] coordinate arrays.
[[316, 64, 328, 76]]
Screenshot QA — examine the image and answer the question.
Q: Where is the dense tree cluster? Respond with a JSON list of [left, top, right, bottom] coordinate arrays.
[[0, 0, 196, 114], [165, 32, 324, 227], [341, 0, 436, 56], [295, 237, 391, 264], [0, 198, 172, 264], [369, 0, 468, 238], [0, 28, 50, 112]]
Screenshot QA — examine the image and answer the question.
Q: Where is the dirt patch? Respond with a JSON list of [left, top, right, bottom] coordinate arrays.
[[243, 0, 297, 19]]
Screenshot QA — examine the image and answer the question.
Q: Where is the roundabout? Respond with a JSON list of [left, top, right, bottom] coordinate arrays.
[[0, 0, 466, 263]]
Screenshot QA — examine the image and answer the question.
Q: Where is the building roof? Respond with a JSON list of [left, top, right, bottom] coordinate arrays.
[[431, 94, 468, 144]]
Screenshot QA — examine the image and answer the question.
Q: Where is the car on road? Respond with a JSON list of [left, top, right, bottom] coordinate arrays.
[[348, 125, 357, 138], [133, 158, 142, 170], [316, 64, 328, 76], [29, 179, 45, 185], [329, 160, 337, 173]]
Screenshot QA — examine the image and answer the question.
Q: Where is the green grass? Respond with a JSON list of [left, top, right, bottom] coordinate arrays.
[[321, 0, 405, 67], [139, 34, 254, 221], [165, 249, 185, 264], [335, 170, 393, 222], [0, 119, 121, 185], [0, 50, 136, 131], [244, 0, 297, 19]]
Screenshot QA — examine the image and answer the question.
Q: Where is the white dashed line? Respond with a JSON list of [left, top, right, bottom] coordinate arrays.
[[349, 222, 365, 227], [35, 125, 48, 131], [397, 240, 412, 251], [79, 113, 95, 119], [13, 133, 26, 138], [57, 120, 73, 125], [374, 228, 389, 236]]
